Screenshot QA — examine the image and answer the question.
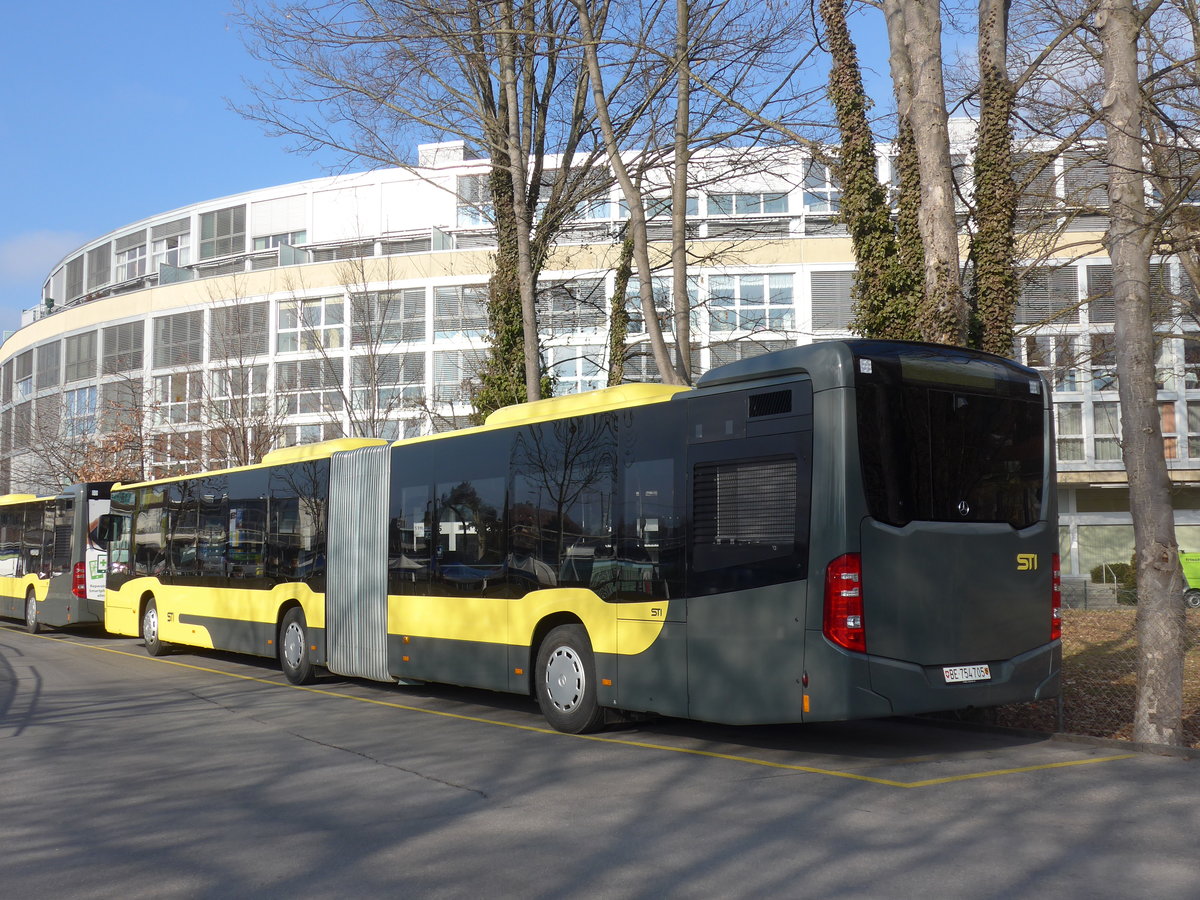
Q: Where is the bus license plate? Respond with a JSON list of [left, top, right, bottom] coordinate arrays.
[[943, 664, 991, 684]]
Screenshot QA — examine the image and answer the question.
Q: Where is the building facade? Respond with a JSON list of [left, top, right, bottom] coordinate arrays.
[[4, 138, 1200, 582]]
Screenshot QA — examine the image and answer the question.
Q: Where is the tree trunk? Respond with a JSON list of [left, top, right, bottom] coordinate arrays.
[[823, 0, 920, 340], [886, 0, 967, 344], [671, 0, 692, 384], [573, 0, 681, 385], [971, 0, 1019, 356], [498, 0, 544, 403], [1099, 0, 1185, 746]]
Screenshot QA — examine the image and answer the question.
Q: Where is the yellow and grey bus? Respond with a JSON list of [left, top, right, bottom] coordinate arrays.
[[1, 483, 114, 633], [103, 340, 1061, 732]]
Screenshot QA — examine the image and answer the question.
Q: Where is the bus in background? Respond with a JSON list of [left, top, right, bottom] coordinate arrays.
[[0, 483, 114, 633], [103, 341, 1060, 733]]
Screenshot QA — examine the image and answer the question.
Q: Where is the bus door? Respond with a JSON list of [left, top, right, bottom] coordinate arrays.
[[84, 485, 113, 611], [684, 383, 814, 724]]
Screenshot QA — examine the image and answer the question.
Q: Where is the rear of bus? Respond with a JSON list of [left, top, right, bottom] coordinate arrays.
[[805, 341, 1060, 721]]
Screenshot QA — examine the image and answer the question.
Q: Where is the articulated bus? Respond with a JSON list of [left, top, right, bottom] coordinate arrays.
[[103, 340, 1061, 733], [1, 483, 114, 633]]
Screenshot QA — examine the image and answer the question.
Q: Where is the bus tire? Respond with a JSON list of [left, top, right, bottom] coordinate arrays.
[[279, 607, 315, 685], [24, 589, 40, 635], [1186, 589, 1200, 610], [142, 597, 169, 657], [535, 624, 605, 734]]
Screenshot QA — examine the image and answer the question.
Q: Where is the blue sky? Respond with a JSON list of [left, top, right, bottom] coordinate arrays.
[[0, 2, 897, 336], [0, 2, 327, 331]]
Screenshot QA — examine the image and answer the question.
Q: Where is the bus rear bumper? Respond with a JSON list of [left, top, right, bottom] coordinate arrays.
[[868, 641, 1062, 716]]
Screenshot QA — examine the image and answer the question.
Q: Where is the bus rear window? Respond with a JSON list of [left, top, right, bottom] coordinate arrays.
[[857, 380, 1045, 530]]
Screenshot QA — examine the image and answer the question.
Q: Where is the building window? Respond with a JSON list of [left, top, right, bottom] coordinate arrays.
[[66, 256, 84, 301], [538, 280, 607, 335], [1023, 334, 1082, 392], [1056, 403, 1084, 461], [803, 162, 841, 213], [433, 349, 485, 402], [457, 173, 493, 227], [624, 277, 675, 336], [115, 230, 148, 282], [253, 230, 307, 250], [278, 298, 345, 353], [708, 191, 789, 216], [811, 270, 855, 331], [549, 346, 604, 395], [276, 358, 344, 415], [212, 364, 269, 418], [211, 302, 269, 360], [708, 274, 794, 333], [1162, 401, 1179, 460], [153, 312, 203, 368], [351, 289, 426, 344], [283, 423, 343, 446], [64, 386, 98, 438], [433, 286, 489, 340], [1090, 333, 1118, 392], [154, 372, 204, 425], [1017, 266, 1079, 324], [1093, 401, 1122, 461], [352, 351, 425, 408], [64, 332, 97, 382], [151, 217, 191, 272], [1187, 402, 1200, 460], [36, 341, 61, 390], [199, 205, 247, 260], [86, 243, 112, 290], [15, 350, 33, 400], [102, 322, 144, 374]]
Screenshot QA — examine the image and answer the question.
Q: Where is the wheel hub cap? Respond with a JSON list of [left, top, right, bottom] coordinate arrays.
[[544, 647, 583, 711]]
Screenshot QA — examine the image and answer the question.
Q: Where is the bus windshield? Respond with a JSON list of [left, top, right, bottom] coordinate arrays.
[[855, 348, 1045, 530]]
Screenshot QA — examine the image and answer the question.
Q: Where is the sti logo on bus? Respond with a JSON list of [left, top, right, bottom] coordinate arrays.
[[1017, 554, 1038, 571]]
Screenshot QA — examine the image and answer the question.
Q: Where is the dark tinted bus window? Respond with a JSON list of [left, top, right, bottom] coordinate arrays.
[[0, 506, 21, 576], [52, 498, 74, 573], [510, 415, 617, 596], [21, 503, 50, 577], [228, 470, 268, 580], [389, 442, 434, 595], [133, 489, 165, 576], [169, 481, 200, 577], [107, 490, 135, 583], [267, 460, 329, 586], [432, 431, 509, 597], [196, 477, 229, 579], [618, 402, 686, 599], [857, 382, 1045, 529]]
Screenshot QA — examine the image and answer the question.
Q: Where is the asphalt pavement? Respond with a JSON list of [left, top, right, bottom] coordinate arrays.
[[1, 622, 1196, 899]]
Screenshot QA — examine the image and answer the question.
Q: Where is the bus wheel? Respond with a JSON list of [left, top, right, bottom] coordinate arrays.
[[24, 590, 40, 635], [1186, 590, 1200, 610], [279, 607, 315, 685], [535, 625, 605, 734], [142, 598, 169, 657]]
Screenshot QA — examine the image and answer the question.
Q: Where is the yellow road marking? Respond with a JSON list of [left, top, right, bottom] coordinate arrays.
[[17, 631, 1138, 788]]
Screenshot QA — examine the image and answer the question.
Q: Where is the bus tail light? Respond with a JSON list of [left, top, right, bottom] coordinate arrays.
[[73, 562, 87, 600], [1051, 553, 1062, 641], [824, 553, 865, 652]]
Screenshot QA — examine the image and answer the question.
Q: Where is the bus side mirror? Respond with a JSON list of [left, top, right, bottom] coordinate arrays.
[[97, 514, 123, 544]]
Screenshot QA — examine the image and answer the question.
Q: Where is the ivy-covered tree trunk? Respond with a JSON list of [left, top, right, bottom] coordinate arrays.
[[474, 165, 534, 422], [821, 0, 920, 340], [609, 232, 635, 386], [885, 0, 967, 345], [970, 0, 1019, 357]]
